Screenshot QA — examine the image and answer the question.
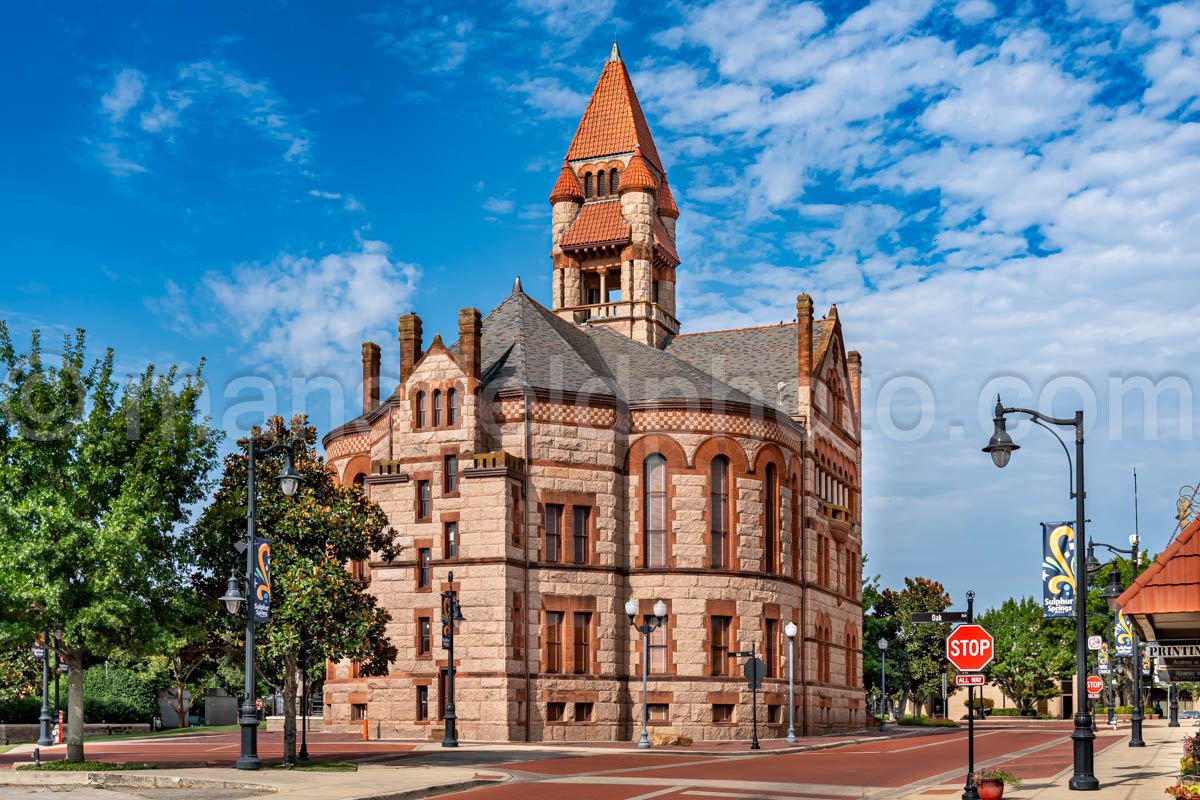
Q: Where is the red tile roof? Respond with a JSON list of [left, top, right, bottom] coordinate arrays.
[[549, 159, 583, 204], [1116, 517, 1200, 615], [653, 213, 679, 264], [619, 148, 657, 193], [566, 54, 664, 172], [560, 200, 630, 249], [657, 174, 679, 218]]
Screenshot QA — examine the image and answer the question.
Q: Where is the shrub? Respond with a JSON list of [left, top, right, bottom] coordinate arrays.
[[901, 715, 960, 728], [990, 708, 1019, 716], [0, 695, 42, 723], [83, 666, 155, 723]]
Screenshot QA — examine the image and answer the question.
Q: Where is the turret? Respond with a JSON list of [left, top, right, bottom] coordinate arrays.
[[549, 159, 584, 310]]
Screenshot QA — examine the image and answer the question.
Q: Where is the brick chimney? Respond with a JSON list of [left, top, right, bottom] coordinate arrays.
[[796, 293, 814, 385], [397, 313, 423, 393], [458, 307, 482, 381], [847, 350, 862, 433], [361, 341, 381, 414]]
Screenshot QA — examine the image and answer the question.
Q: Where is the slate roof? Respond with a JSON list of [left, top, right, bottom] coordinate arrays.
[[472, 289, 772, 411], [566, 48, 664, 172], [665, 320, 831, 414]]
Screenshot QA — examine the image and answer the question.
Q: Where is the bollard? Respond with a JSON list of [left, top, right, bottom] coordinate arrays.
[[362, 717, 368, 741]]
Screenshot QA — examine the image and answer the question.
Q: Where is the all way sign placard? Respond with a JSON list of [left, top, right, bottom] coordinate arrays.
[[956, 674, 985, 686]]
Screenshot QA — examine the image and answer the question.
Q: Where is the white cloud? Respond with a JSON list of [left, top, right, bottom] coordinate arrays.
[[359, 7, 476, 73], [505, 75, 591, 119], [515, 0, 616, 43], [483, 196, 515, 214], [158, 237, 419, 380], [100, 68, 146, 122], [953, 0, 995, 25]]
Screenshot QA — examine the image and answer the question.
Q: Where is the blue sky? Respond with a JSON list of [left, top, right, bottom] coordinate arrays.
[[2, 0, 1198, 608]]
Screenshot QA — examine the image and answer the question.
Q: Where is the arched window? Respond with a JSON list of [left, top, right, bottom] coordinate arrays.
[[644, 454, 667, 567], [448, 388, 459, 425], [416, 391, 427, 429], [610, 168, 619, 193], [764, 463, 778, 572], [709, 456, 729, 568], [432, 390, 442, 427], [584, 172, 593, 197], [597, 169, 607, 196]]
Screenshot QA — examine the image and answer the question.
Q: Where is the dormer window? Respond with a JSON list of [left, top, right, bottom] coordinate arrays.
[[610, 168, 619, 192], [597, 170, 607, 196], [584, 172, 594, 197]]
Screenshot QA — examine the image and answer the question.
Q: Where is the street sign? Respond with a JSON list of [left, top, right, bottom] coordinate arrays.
[[743, 657, 766, 690], [946, 624, 994, 672], [31, 643, 45, 660], [1086, 675, 1103, 697], [912, 611, 969, 624], [255, 698, 263, 711], [1087, 635, 1103, 651], [956, 674, 985, 686]]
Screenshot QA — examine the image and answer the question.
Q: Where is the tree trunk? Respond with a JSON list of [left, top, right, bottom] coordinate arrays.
[[282, 653, 298, 765], [66, 648, 85, 763]]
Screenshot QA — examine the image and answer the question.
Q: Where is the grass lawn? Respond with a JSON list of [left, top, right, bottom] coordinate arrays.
[[17, 761, 154, 771], [85, 724, 240, 743], [0, 745, 17, 754]]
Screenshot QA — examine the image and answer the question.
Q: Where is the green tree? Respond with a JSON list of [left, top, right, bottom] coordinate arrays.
[[0, 325, 220, 761], [190, 416, 398, 763], [874, 577, 953, 716], [978, 596, 1074, 712]]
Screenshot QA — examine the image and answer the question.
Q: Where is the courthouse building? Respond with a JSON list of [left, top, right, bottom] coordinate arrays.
[[321, 45, 866, 741]]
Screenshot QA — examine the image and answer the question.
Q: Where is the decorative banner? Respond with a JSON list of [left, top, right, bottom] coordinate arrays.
[[1098, 642, 1111, 675], [1041, 522, 1077, 618], [253, 538, 272, 622], [1143, 651, 1152, 676], [31, 641, 45, 660], [1115, 611, 1134, 657], [441, 593, 453, 650]]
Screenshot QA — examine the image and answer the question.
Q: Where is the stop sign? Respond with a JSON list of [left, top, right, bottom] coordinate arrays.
[[1086, 675, 1104, 695], [946, 624, 994, 672]]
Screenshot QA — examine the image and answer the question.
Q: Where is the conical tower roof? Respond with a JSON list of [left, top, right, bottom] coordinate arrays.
[[548, 159, 584, 203], [657, 173, 679, 218], [565, 46, 664, 172]]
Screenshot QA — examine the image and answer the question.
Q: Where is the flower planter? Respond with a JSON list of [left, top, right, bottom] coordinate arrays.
[[977, 778, 1005, 800]]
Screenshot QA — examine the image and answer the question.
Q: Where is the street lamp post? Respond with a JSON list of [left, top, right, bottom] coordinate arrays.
[[441, 571, 465, 748], [983, 397, 1098, 791], [1169, 683, 1179, 727], [1091, 535, 1145, 747], [218, 437, 303, 771], [878, 637, 888, 733], [626, 598, 668, 749], [728, 644, 761, 750], [785, 621, 798, 743], [37, 630, 51, 747]]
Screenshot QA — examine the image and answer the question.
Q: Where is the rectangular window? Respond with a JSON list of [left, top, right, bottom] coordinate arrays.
[[712, 704, 734, 723], [545, 611, 563, 673], [768, 704, 782, 724], [765, 619, 778, 678], [648, 622, 668, 674], [710, 457, 729, 568], [416, 686, 429, 721], [417, 548, 431, 588], [351, 703, 367, 721], [512, 593, 524, 661], [444, 454, 458, 493], [417, 618, 432, 657], [512, 486, 523, 546], [573, 612, 591, 674], [546, 702, 565, 722], [443, 521, 458, 558], [572, 506, 590, 564], [544, 504, 563, 562], [648, 703, 669, 722], [710, 616, 731, 676], [574, 702, 593, 722], [645, 456, 668, 567], [417, 480, 431, 521]]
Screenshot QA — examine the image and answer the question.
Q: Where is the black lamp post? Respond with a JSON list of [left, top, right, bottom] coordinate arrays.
[[441, 571, 465, 748], [1091, 536, 1145, 747], [625, 598, 668, 748], [878, 637, 888, 733], [983, 396, 1098, 791], [728, 643, 761, 750], [37, 630, 51, 747], [218, 437, 303, 771]]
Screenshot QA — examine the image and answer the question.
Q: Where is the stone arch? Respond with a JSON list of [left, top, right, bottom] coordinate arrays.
[[751, 441, 789, 476], [342, 454, 371, 488], [691, 434, 750, 473], [626, 434, 686, 569]]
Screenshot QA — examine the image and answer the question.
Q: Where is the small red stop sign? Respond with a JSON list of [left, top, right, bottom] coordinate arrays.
[[1086, 675, 1103, 695], [946, 624, 995, 672]]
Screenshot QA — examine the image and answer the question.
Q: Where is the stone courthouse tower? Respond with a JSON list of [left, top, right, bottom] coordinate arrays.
[[322, 45, 865, 742]]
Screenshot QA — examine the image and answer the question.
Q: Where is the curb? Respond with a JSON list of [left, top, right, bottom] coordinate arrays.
[[345, 776, 509, 800], [0, 770, 278, 792]]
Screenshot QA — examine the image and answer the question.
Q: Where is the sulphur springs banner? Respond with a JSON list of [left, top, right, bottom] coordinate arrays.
[[1115, 610, 1134, 657], [1041, 522, 1076, 618], [1098, 642, 1111, 675], [253, 538, 272, 623]]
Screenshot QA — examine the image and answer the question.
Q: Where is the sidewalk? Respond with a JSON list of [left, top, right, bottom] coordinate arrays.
[[0, 762, 508, 800], [893, 718, 1194, 800]]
